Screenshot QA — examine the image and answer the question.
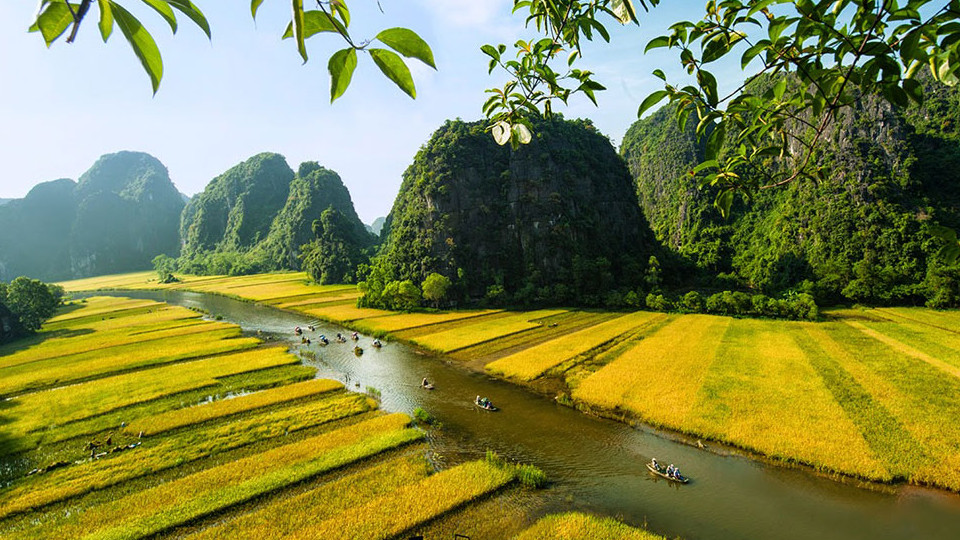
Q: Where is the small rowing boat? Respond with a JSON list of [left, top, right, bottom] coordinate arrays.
[[646, 463, 689, 483]]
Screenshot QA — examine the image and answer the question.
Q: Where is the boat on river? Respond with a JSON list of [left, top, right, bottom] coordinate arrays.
[[646, 462, 689, 483], [474, 397, 498, 411]]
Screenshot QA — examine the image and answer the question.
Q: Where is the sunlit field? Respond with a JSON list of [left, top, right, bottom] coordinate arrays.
[[0, 295, 558, 539], [514, 512, 665, 540], [57, 274, 960, 492]]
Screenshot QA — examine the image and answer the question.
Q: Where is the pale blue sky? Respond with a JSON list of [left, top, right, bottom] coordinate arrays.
[[0, 1, 716, 223]]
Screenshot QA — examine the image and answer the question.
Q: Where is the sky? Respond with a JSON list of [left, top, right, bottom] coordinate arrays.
[[0, 1, 722, 224]]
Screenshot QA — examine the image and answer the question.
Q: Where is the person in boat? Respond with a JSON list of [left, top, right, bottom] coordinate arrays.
[[673, 467, 682, 480], [666, 464, 675, 476], [373, 339, 382, 347], [422, 377, 430, 387], [295, 326, 302, 335], [650, 457, 659, 471]]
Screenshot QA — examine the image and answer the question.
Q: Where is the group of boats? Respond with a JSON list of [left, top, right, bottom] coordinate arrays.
[[296, 323, 688, 481], [296, 326, 384, 356]]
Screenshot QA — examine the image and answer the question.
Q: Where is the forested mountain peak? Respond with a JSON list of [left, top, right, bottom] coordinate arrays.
[[621, 76, 960, 307], [366, 116, 658, 307], [179, 152, 295, 257], [0, 152, 183, 281]]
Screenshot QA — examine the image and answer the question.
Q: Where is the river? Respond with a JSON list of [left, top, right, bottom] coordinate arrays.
[[97, 290, 960, 540]]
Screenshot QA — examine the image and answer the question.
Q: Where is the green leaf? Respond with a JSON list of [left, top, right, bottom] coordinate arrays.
[[141, 0, 177, 33], [369, 48, 416, 99], [930, 225, 960, 263], [292, 0, 307, 62], [715, 189, 735, 219], [375, 28, 436, 69], [902, 78, 924, 105], [110, 1, 163, 94], [97, 0, 114, 41], [705, 122, 725, 161], [167, 0, 210, 38], [30, 2, 75, 46], [637, 90, 669, 117], [251, 0, 265, 19], [645, 36, 670, 53], [513, 123, 532, 144], [611, 0, 637, 24], [328, 48, 357, 103], [282, 10, 346, 40]]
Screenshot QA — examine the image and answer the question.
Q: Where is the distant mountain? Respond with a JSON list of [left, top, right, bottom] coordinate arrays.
[[367, 117, 658, 306], [0, 152, 184, 282], [0, 199, 11, 206], [367, 217, 386, 236], [621, 75, 960, 306], [178, 155, 373, 278]]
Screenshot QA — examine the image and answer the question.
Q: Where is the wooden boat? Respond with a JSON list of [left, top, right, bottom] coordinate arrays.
[[646, 463, 689, 483], [421, 383, 434, 390], [474, 400, 498, 412], [353, 346, 364, 356]]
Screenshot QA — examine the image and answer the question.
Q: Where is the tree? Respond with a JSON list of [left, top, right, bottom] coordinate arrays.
[[422, 272, 452, 308], [2, 277, 65, 334], [152, 254, 179, 284]]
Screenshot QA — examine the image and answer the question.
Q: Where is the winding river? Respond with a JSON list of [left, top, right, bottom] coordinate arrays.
[[98, 290, 960, 540]]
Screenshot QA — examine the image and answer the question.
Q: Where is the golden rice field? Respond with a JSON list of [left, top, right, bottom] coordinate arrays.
[[1, 294, 576, 540], [57, 273, 960, 493], [514, 512, 665, 540]]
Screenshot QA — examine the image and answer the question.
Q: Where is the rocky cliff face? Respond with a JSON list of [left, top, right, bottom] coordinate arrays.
[[621, 79, 960, 304], [375, 117, 657, 304], [0, 152, 183, 281]]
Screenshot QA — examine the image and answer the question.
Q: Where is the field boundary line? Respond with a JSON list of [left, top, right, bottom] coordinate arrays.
[[873, 309, 960, 336], [845, 321, 960, 380]]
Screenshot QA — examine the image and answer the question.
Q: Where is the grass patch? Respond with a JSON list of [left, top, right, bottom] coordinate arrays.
[[513, 512, 664, 540]]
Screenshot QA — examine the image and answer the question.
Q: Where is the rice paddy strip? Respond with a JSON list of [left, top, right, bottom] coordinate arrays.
[[485, 311, 662, 381], [5, 347, 300, 437], [449, 311, 620, 363], [41, 302, 197, 331], [572, 314, 730, 426], [0, 329, 260, 397], [0, 392, 375, 518], [187, 453, 432, 539], [208, 282, 329, 302], [798, 327, 927, 479], [846, 321, 960, 378], [823, 322, 960, 490], [0, 319, 230, 372], [56, 271, 158, 292], [45, 298, 163, 323], [684, 321, 885, 477], [19, 414, 420, 540], [875, 307, 960, 334], [124, 378, 344, 436], [408, 309, 568, 353], [513, 513, 664, 540], [288, 460, 515, 540], [350, 310, 503, 334], [853, 318, 960, 372], [6, 365, 318, 455], [272, 290, 363, 308], [301, 303, 394, 323]]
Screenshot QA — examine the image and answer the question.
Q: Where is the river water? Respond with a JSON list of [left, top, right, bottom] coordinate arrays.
[[99, 290, 960, 540]]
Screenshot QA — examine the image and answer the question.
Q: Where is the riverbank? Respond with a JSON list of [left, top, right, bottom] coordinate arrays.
[[58, 271, 960, 494]]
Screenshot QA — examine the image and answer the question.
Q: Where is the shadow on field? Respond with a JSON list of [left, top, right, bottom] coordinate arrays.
[[0, 396, 19, 458], [0, 328, 94, 359]]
